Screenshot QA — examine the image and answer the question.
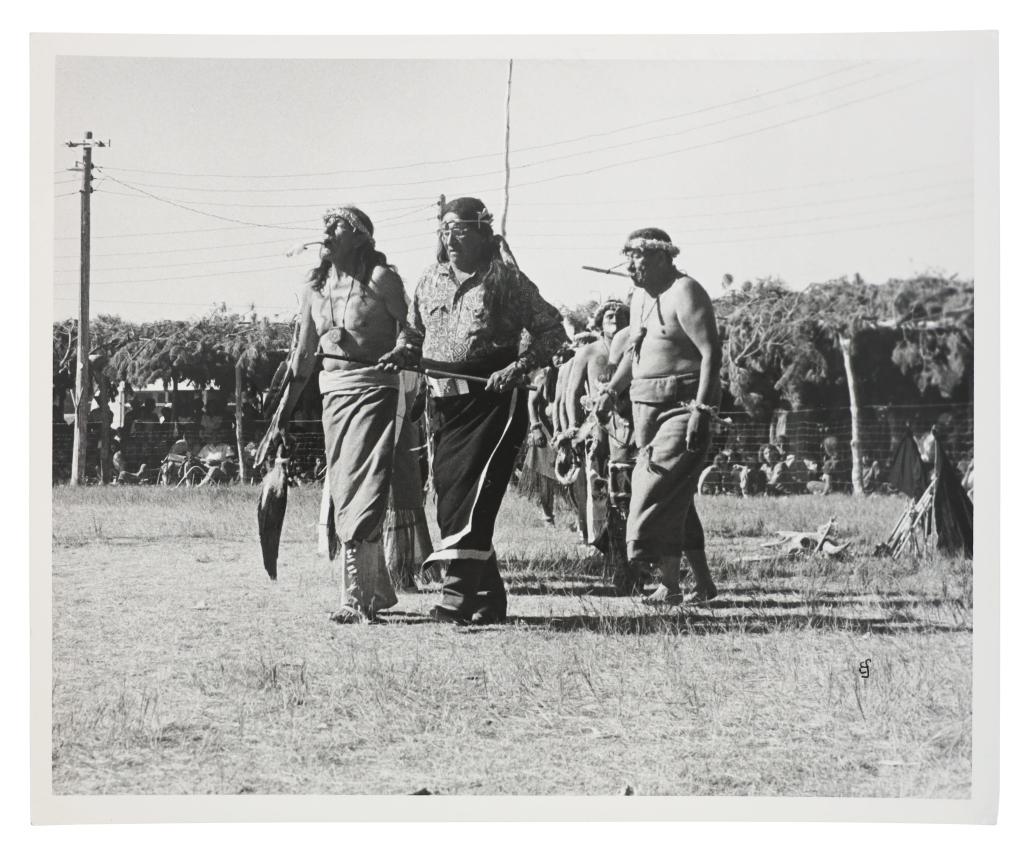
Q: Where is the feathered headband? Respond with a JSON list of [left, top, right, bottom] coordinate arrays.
[[439, 197, 494, 226], [285, 206, 375, 258], [621, 237, 680, 258], [437, 196, 521, 270], [323, 207, 374, 239]]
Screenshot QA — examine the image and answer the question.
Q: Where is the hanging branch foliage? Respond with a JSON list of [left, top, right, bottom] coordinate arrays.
[[715, 278, 834, 415], [714, 274, 974, 416], [887, 276, 973, 401], [87, 306, 294, 396], [53, 314, 142, 398]]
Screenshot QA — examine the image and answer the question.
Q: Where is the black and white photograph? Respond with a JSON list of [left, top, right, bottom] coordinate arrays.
[[30, 30, 999, 823]]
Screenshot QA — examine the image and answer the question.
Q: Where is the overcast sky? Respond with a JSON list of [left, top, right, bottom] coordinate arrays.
[[51, 47, 976, 323]]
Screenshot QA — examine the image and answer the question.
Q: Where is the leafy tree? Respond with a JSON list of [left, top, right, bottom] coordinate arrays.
[[715, 278, 834, 417], [715, 274, 973, 494]]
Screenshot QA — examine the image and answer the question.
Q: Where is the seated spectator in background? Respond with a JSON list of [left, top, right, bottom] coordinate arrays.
[[200, 399, 226, 443], [698, 453, 738, 496], [739, 462, 767, 497], [159, 405, 175, 425], [860, 455, 885, 494], [761, 443, 794, 495], [785, 454, 811, 491], [821, 435, 851, 494]]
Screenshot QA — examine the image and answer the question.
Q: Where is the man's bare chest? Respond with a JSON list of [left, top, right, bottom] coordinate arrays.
[[314, 278, 387, 335]]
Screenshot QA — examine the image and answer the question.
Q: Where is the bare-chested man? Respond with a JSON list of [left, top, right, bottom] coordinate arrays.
[[274, 205, 410, 623], [552, 331, 596, 540], [595, 227, 721, 605], [563, 300, 635, 590], [564, 301, 629, 433]]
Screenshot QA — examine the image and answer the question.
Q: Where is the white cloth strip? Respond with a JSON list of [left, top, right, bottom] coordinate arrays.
[[424, 547, 495, 564]]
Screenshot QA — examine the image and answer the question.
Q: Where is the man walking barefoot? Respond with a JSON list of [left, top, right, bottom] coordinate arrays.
[[596, 228, 721, 605]]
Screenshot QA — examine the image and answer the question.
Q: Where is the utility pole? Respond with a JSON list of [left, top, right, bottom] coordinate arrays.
[[65, 131, 107, 485], [500, 59, 513, 237]]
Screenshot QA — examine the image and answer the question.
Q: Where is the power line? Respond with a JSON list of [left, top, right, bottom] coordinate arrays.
[[508, 208, 972, 250], [673, 209, 973, 247], [94, 178, 441, 213], [514, 62, 879, 155], [94, 173, 314, 230], [53, 262, 313, 287], [54, 220, 310, 241], [495, 162, 966, 207], [52, 295, 299, 311], [95, 62, 874, 181], [509, 70, 950, 193], [55, 180, 967, 266], [54, 209, 438, 260], [85, 65, 913, 206], [521, 178, 972, 223], [51, 206, 970, 313], [52, 246, 436, 287], [74, 64, 913, 209], [55, 250, 290, 274], [516, 191, 971, 238], [514, 63, 916, 173], [54, 161, 958, 241], [54, 224, 437, 270], [52, 202, 967, 287], [56, 235, 306, 260]]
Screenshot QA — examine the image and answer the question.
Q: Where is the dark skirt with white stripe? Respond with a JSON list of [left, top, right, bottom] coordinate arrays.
[[428, 385, 529, 558], [425, 385, 529, 611]]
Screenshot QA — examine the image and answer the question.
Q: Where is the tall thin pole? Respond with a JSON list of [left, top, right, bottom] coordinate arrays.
[[500, 59, 513, 237], [235, 359, 248, 483], [65, 131, 106, 484]]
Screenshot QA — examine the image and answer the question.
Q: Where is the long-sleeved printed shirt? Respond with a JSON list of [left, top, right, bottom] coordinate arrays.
[[398, 257, 568, 378]]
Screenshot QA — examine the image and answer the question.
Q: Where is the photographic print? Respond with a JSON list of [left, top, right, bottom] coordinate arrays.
[[31, 33, 998, 823]]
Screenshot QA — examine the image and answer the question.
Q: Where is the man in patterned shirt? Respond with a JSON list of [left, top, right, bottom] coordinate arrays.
[[380, 197, 567, 624]]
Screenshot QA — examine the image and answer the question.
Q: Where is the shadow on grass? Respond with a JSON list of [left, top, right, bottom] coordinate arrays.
[[724, 586, 955, 605], [500, 611, 968, 636], [503, 583, 957, 610], [377, 600, 967, 635]]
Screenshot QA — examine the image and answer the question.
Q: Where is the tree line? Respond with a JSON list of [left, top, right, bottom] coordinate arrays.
[[52, 306, 295, 420], [53, 275, 972, 416], [53, 275, 972, 492]]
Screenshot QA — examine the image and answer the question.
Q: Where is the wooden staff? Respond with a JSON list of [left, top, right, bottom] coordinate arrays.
[[319, 352, 539, 391]]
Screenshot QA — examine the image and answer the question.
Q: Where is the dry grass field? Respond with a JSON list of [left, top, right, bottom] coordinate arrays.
[[50, 485, 972, 796]]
